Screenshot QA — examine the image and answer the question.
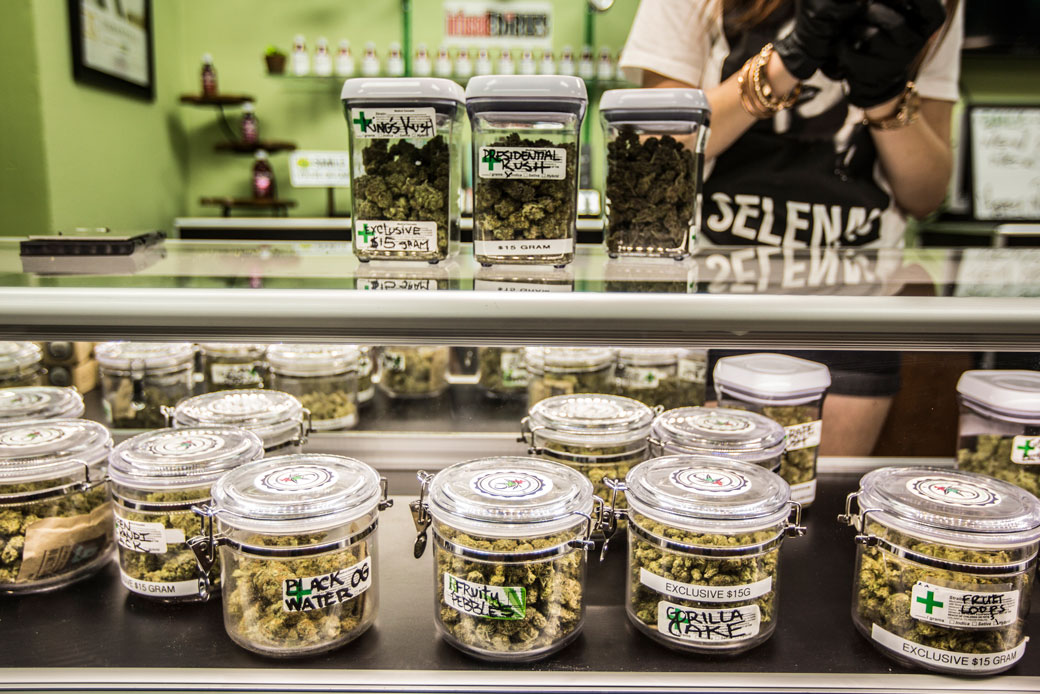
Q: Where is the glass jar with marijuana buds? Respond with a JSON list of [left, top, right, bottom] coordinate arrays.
[[466, 75, 587, 267], [956, 370, 1040, 497], [376, 346, 450, 399], [0, 419, 113, 593], [342, 77, 464, 263], [840, 466, 1040, 675], [108, 426, 264, 602], [477, 347, 528, 398], [613, 455, 803, 654], [650, 406, 785, 473], [170, 390, 310, 456], [615, 348, 702, 410], [411, 457, 598, 661], [522, 393, 653, 508], [524, 346, 616, 408], [267, 344, 360, 431], [198, 343, 267, 392], [599, 88, 710, 258], [0, 341, 45, 388], [714, 353, 830, 507], [189, 454, 391, 657], [357, 346, 375, 405], [0, 386, 84, 423], [95, 342, 196, 429]]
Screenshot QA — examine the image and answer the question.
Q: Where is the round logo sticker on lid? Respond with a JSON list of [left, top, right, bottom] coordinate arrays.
[[906, 476, 1001, 507], [0, 425, 67, 447], [256, 464, 339, 494], [688, 412, 754, 434], [0, 391, 47, 408], [149, 432, 224, 457], [470, 469, 554, 500], [671, 467, 751, 496]]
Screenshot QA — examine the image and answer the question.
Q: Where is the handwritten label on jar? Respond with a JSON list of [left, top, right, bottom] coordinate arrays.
[[358, 279, 438, 291], [282, 556, 371, 613], [381, 351, 406, 373], [355, 220, 439, 253], [210, 362, 260, 387], [677, 358, 707, 383], [910, 581, 1019, 629], [500, 351, 527, 388], [870, 624, 1026, 673], [444, 573, 526, 620], [790, 479, 817, 505], [474, 238, 574, 258], [657, 601, 761, 643], [115, 517, 185, 554], [618, 366, 668, 389], [121, 570, 200, 598], [478, 146, 566, 179], [784, 420, 822, 451], [351, 108, 436, 139], [1011, 435, 1040, 464], [641, 568, 772, 603]]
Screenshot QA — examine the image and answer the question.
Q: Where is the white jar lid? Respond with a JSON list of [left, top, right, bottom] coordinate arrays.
[[109, 426, 264, 489], [266, 344, 360, 376], [599, 87, 711, 115], [529, 393, 653, 446], [857, 466, 1040, 550], [95, 342, 195, 372], [625, 455, 791, 534], [341, 76, 464, 104], [957, 370, 1040, 420], [172, 390, 304, 450], [211, 454, 382, 534], [428, 457, 593, 538], [714, 353, 831, 402], [0, 342, 42, 372], [0, 387, 85, 423], [524, 346, 615, 374], [465, 75, 587, 116], [618, 347, 682, 366], [0, 419, 111, 485], [651, 407, 786, 467]]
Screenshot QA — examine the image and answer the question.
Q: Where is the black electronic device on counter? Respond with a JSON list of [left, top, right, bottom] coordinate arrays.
[[19, 230, 166, 256]]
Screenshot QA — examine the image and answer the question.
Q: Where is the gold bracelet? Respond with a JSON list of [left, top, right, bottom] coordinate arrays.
[[737, 57, 772, 119], [863, 82, 920, 131], [752, 43, 802, 112]]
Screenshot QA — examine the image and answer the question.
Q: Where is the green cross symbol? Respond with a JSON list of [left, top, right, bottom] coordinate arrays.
[[482, 149, 502, 171], [916, 590, 944, 614], [645, 371, 656, 383], [285, 583, 313, 599], [1018, 439, 1037, 457], [352, 111, 372, 132], [357, 223, 375, 244]]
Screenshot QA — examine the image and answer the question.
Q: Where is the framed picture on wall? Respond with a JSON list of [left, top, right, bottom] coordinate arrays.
[[68, 0, 155, 101]]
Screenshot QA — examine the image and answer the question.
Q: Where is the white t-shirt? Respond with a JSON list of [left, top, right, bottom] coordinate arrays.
[[619, 0, 964, 249]]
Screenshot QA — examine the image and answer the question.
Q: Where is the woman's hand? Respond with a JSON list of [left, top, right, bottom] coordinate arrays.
[[774, 0, 862, 80]]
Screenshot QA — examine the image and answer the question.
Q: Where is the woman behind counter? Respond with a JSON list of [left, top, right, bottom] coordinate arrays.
[[619, 0, 963, 455]]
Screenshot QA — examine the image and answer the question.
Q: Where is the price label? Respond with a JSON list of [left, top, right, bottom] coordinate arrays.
[[355, 220, 438, 253], [871, 623, 1026, 673], [641, 568, 771, 603]]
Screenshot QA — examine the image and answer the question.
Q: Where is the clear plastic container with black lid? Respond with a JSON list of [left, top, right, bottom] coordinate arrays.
[[342, 77, 465, 263], [410, 456, 598, 661], [0, 386, 85, 423], [840, 466, 1040, 675], [0, 419, 113, 593], [599, 88, 710, 259], [95, 342, 196, 429], [169, 390, 310, 455], [521, 393, 653, 508], [189, 454, 391, 657], [0, 341, 44, 388], [267, 344, 360, 431], [956, 369, 1040, 497], [108, 426, 264, 602], [613, 455, 803, 654], [466, 75, 587, 267], [650, 406, 786, 473]]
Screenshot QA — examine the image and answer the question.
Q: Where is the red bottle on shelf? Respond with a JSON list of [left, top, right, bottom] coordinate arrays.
[[252, 149, 275, 199], [241, 101, 259, 145], [201, 53, 218, 96]]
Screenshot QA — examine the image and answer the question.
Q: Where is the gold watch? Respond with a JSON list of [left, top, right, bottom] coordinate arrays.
[[863, 82, 920, 131]]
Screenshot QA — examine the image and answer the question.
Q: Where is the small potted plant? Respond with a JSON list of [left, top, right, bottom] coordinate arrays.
[[264, 46, 287, 74]]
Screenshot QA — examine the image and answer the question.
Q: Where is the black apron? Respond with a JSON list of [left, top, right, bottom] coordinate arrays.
[[700, 9, 892, 248]]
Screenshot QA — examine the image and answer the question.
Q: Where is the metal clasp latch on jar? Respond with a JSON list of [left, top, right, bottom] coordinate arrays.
[[186, 503, 224, 601], [518, 417, 547, 455], [410, 471, 435, 559], [600, 477, 627, 561], [837, 491, 880, 546]]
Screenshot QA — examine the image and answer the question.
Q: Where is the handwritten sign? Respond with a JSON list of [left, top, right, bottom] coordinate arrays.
[[282, 557, 371, 613], [970, 107, 1040, 220], [478, 146, 566, 179], [657, 601, 761, 643], [910, 581, 1019, 629], [355, 220, 438, 253], [443, 573, 526, 620], [784, 420, 822, 451], [115, 516, 184, 554], [290, 150, 351, 188], [351, 108, 436, 139]]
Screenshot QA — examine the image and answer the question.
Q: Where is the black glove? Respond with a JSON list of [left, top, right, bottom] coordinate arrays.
[[774, 0, 862, 81], [825, 0, 946, 108]]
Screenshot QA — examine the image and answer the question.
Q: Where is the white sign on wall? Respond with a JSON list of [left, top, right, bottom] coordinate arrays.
[[970, 107, 1040, 220], [289, 150, 351, 188], [443, 1, 553, 49]]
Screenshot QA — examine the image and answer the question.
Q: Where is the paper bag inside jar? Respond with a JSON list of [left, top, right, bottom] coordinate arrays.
[[17, 502, 113, 582]]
